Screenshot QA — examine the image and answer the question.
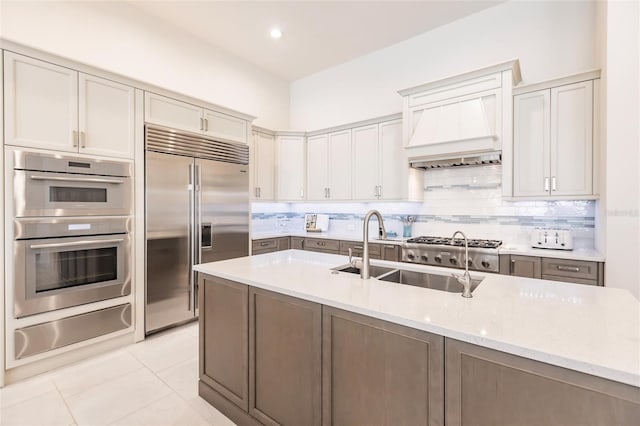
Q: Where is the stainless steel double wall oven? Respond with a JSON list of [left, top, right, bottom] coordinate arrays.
[[11, 150, 133, 359]]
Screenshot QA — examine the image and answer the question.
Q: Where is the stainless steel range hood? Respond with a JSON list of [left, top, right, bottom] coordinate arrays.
[[410, 151, 501, 170]]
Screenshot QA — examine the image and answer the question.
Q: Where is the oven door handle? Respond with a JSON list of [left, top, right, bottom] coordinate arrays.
[[29, 238, 124, 249], [29, 175, 125, 184]]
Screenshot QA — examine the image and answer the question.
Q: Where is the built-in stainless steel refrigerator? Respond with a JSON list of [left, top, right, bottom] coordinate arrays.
[[145, 125, 249, 334]]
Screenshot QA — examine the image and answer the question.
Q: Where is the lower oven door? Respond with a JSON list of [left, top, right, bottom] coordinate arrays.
[[14, 233, 131, 318]]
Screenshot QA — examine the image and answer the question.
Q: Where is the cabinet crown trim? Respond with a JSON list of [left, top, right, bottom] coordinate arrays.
[[513, 69, 601, 96]]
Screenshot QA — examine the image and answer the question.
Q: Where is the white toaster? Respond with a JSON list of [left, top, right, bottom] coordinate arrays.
[[530, 229, 573, 250]]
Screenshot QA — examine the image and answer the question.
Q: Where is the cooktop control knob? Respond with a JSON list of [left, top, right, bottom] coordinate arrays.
[[421, 255, 428, 262], [407, 253, 415, 261], [434, 255, 442, 263], [481, 260, 490, 269], [467, 259, 473, 267], [449, 257, 457, 265]]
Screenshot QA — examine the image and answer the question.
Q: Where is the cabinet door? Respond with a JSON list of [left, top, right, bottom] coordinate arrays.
[[509, 255, 541, 278], [550, 81, 593, 196], [204, 109, 247, 144], [445, 338, 640, 426], [379, 119, 404, 200], [144, 92, 202, 133], [249, 288, 322, 426], [78, 74, 135, 159], [4, 52, 78, 152], [306, 134, 329, 200], [381, 244, 400, 262], [199, 276, 249, 411], [276, 135, 306, 200], [323, 307, 444, 426], [513, 90, 550, 197], [253, 132, 275, 200], [328, 130, 352, 200], [352, 124, 380, 200]]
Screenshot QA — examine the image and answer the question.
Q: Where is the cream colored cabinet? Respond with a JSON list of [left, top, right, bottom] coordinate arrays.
[[4, 52, 135, 158], [276, 134, 306, 200], [144, 92, 202, 133], [145, 92, 249, 143], [513, 79, 594, 198], [306, 134, 329, 200], [352, 119, 404, 200], [78, 74, 135, 158], [4, 52, 78, 152], [203, 109, 247, 144], [306, 130, 352, 200], [251, 131, 275, 200]]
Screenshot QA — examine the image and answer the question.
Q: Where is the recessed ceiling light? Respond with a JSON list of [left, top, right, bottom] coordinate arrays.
[[270, 28, 282, 39]]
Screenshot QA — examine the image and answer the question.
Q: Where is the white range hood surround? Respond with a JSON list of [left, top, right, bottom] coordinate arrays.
[[399, 60, 521, 167]]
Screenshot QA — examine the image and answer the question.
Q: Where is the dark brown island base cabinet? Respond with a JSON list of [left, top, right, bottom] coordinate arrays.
[[199, 275, 640, 426]]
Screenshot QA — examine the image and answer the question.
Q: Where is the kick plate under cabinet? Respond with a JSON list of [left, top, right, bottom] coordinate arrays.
[[14, 304, 132, 359]]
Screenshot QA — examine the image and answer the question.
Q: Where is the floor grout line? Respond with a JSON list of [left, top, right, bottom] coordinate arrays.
[[52, 380, 79, 426]]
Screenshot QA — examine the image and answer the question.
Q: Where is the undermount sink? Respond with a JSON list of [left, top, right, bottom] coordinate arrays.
[[378, 269, 483, 294], [332, 264, 396, 278], [333, 264, 483, 295]]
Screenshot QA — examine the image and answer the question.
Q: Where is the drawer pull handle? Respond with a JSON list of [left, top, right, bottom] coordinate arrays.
[[354, 245, 363, 249], [557, 265, 580, 272], [260, 242, 270, 247]]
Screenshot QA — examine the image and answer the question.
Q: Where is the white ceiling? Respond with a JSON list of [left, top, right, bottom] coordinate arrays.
[[126, 1, 503, 81]]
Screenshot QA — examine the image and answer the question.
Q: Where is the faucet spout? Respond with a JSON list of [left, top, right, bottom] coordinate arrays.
[[451, 230, 473, 298], [361, 210, 387, 279]]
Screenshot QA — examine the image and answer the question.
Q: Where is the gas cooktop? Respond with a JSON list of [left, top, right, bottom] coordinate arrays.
[[405, 236, 502, 249], [402, 236, 502, 273]]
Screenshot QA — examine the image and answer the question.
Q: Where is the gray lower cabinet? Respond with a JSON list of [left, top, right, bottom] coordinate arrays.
[[445, 338, 640, 426], [303, 238, 341, 254], [249, 287, 322, 426], [339, 240, 381, 259], [252, 237, 290, 255], [198, 276, 249, 416], [322, 307, 444, 426], [381, 243, 400, 262], [500, 254, 604, 285], [290, 236, 304, 250]]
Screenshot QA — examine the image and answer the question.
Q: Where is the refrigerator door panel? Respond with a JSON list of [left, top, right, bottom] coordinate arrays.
[[196, 158, 249, 265], [146, 152, 195, 333]]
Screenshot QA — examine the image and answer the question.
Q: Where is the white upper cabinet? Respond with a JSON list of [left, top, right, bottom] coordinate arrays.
[[352, 124, 380, 200], [513, 90, 550, 197], [327, 130, 352, 200], [513, 77, 595, 198], [203, 109, 247, 144], [550, 81, 593, 196], [145, 92, 249, 144], [306, 131, 352, 200], [378, 120, 404, 200], [4, 52, 135, 159], [144, 92, 202, 133], [276, 134, 306, 201], [79, 74, 135, 159], [252, 131, 275, 200], [306, 134, 329, 200], [4, 52, 78, 152], [352, 119, 404, 200]]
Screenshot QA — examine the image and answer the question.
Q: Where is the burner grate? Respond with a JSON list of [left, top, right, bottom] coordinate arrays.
[[406, 235, 502, 249]]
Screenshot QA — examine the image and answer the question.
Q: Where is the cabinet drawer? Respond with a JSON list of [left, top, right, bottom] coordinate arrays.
[[291, 237, 304, 250], [252, 239, 277, 251], [541, 258, 598, 281], [542, 275, 599, 286], [304, 238, 340, 253], [339, 241, 381, 257]]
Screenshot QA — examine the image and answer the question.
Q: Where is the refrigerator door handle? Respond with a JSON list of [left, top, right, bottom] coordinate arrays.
[[201, 223, 213, 249], [188, 162, 195, 311]]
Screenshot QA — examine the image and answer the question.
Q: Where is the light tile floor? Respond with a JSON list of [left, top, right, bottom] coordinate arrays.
[[0, 322, 236, 426]]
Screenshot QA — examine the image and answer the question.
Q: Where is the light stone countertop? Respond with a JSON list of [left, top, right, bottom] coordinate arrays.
[[194, 249, 639, 387], [251, 231, 605, 261]]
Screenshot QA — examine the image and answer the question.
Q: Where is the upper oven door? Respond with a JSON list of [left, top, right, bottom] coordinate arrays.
[[14, 232, 131, 318], [14, 170, 132, 217]]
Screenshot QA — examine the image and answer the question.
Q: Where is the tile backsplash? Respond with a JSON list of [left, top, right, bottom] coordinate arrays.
[[252, 165, 596, 248]]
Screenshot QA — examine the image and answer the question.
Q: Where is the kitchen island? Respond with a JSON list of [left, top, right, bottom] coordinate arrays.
[[194, 250, 640, 426]]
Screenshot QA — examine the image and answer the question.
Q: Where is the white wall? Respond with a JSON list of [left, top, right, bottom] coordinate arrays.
[[0, 0, 290, 129], [604, 0, 640, 299], [290, 0, 598, 130]]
